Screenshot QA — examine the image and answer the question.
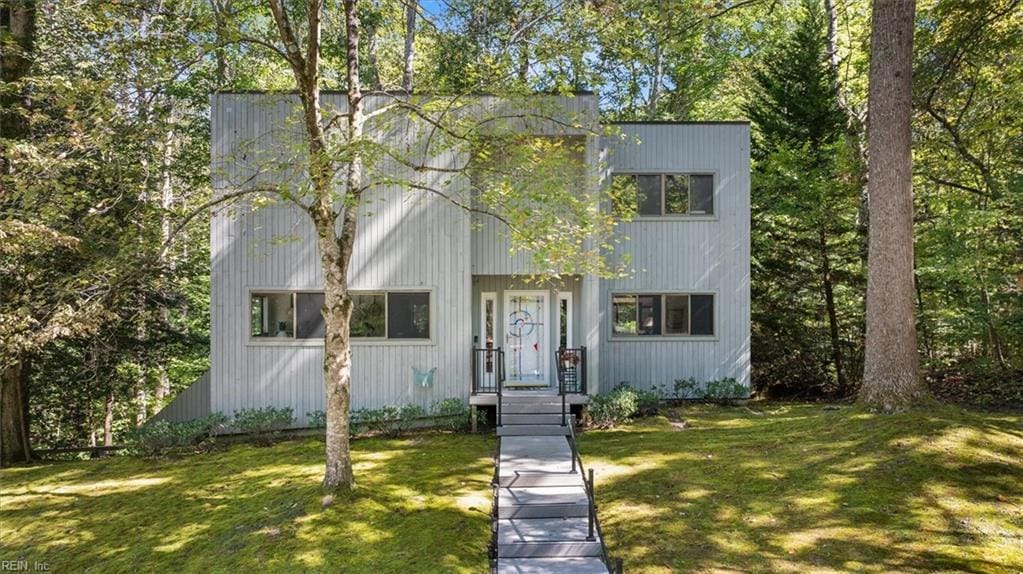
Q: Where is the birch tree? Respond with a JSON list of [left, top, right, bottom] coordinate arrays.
[[224, 0, 623, 493]]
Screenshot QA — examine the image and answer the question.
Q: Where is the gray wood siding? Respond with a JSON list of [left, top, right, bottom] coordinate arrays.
[[153, 370, 211, 422], [211, 94, 473, 425], [599, 124, 751, 392], [470, 98, 599, 275], [204, 95, 749, 422]]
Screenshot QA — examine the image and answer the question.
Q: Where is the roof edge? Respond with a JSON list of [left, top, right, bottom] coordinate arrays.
[[609, 120, 750, 125], [212, 89, 596, 97]]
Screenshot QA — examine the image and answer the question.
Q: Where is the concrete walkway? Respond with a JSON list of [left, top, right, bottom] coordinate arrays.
[[491, 395, 609, 573]]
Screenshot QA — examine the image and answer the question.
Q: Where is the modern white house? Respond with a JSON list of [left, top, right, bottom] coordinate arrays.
[[156, 92, 750, 426]]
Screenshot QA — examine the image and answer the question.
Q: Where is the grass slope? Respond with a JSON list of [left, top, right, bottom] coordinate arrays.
[[581, 404, 1023, 573], [0, 433, 494, 573]]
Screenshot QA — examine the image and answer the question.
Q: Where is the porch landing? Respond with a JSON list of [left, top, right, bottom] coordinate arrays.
[[470, 391, 589, 407]]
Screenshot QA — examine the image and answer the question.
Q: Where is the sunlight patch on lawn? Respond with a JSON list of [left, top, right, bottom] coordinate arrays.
[[154, 522, 211, 552]]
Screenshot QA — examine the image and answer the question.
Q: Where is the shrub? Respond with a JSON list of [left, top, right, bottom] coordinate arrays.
[[352, 404, 428, 436], [588, 384, 641, 428], [233, 406, 294, 446], [391, 404, 427, 435], [127, 413, 228, 457], [306, 410, 326, 429], [431, 398, 470, 431], [673, 377, 700, 399], [634, 387, 663, 416], [703, 378, 748, 404]]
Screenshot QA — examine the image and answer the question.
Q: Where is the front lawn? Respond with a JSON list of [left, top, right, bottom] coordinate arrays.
[[3, 405, 1021, 573], [581, 404, 1023, 573], [0, 433, 495, 573]]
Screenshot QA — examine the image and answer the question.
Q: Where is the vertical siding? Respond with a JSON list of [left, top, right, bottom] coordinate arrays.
[[153, 370, 211, 422], [211, 94, 473, 425], [470, 97, 599, 275], [209, 95, 750, 420], [599, 123, 752, 392]]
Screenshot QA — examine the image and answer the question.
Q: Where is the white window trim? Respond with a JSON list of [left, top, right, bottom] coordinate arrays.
[[611, 171, 719, 221], [557, 291, 573, 348], [245, 287, 436, 347], [608, 291, 718, 341], [480, 292, 497, 348]]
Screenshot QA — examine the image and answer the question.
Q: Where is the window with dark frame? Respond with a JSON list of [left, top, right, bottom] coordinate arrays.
[[611, 294, 714, 337], [249, 290, 430, 340], [612, 173, 714, 216]]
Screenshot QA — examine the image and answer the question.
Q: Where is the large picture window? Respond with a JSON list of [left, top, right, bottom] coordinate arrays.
[[612, 173, 715, 216], [249, 290, 431, 341], [611, 293, 714, 337]]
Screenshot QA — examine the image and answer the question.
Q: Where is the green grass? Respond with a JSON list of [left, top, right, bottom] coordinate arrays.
[[3, 406, 1021, 573], [580, 404, 1023, 573], [0, 433, 495, 573]]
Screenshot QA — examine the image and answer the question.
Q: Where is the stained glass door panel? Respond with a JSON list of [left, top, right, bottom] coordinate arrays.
[[504, 292, 547, 385]]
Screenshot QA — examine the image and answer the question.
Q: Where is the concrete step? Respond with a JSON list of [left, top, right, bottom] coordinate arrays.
[[496, 557, 609, 573], [498, 425, 570, 437], [499, 540, 603, 558], [497, 517, 596, 545], [502, 414, 566, 425], [499, 436, 575, 479], [497, 486, 589, 519], [497, 472, 583, 488], [502, 402, 564, 414]]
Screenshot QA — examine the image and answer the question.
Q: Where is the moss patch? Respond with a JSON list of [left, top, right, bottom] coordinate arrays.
[[580, 403, 1023, 573], [0, 433, 495, 573]]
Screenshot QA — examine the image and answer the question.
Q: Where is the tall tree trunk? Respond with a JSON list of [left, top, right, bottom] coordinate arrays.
[[267, 0, 359, 494], [648, 39, 663, 118], [103, 390, 114, 447], [365, 17, 383, 91], [0, 360, 33, 466], [859, 0, 927, 411], [819, 230, 847, 395], [402, 0, 417, 91], [0, 0, 34, 175], [211, 0, 231, 87], [0, 1, 36, 467]]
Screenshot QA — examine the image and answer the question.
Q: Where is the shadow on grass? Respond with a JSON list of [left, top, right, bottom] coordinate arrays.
[[0, 432, 496, 574], [578, 404, 1023, 573]]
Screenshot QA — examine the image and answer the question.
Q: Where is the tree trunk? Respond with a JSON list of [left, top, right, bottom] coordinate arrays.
[[365, 17, 383, 91], [0, 3, 37, 467], [648, 39, 663, 118], [859, 0, 927, 411], [402, 0, 417, 92], [0, 360, 33, 467], [210, 0, 231, 87], [103, 390, 114, 447], [819, 230, 847, 395], [0, 0, 34, 175]]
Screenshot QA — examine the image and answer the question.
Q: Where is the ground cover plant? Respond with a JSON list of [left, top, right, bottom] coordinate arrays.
[[580, 403, 1023, 573], [0, 433, 494, 573]]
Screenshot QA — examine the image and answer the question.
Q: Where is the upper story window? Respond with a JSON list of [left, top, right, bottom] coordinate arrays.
[[611, 293, 714, 337], [612, 173, 714, 217], [250, 290, 430, 341]]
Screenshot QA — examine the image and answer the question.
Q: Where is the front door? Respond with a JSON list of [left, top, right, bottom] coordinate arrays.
[[504, 291, 549, 386]]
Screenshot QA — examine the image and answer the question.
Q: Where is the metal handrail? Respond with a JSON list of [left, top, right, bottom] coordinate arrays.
[[567, 418, 618, 572], [496, 347, 503, 427], [489, 437, 501, 572]]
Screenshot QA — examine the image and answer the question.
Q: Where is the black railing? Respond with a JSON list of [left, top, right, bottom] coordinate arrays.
[[556, 346, 587, 395], [567, 418, 619, 572], [471, 347, 505, 394], [488, 439, 501, 571]]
